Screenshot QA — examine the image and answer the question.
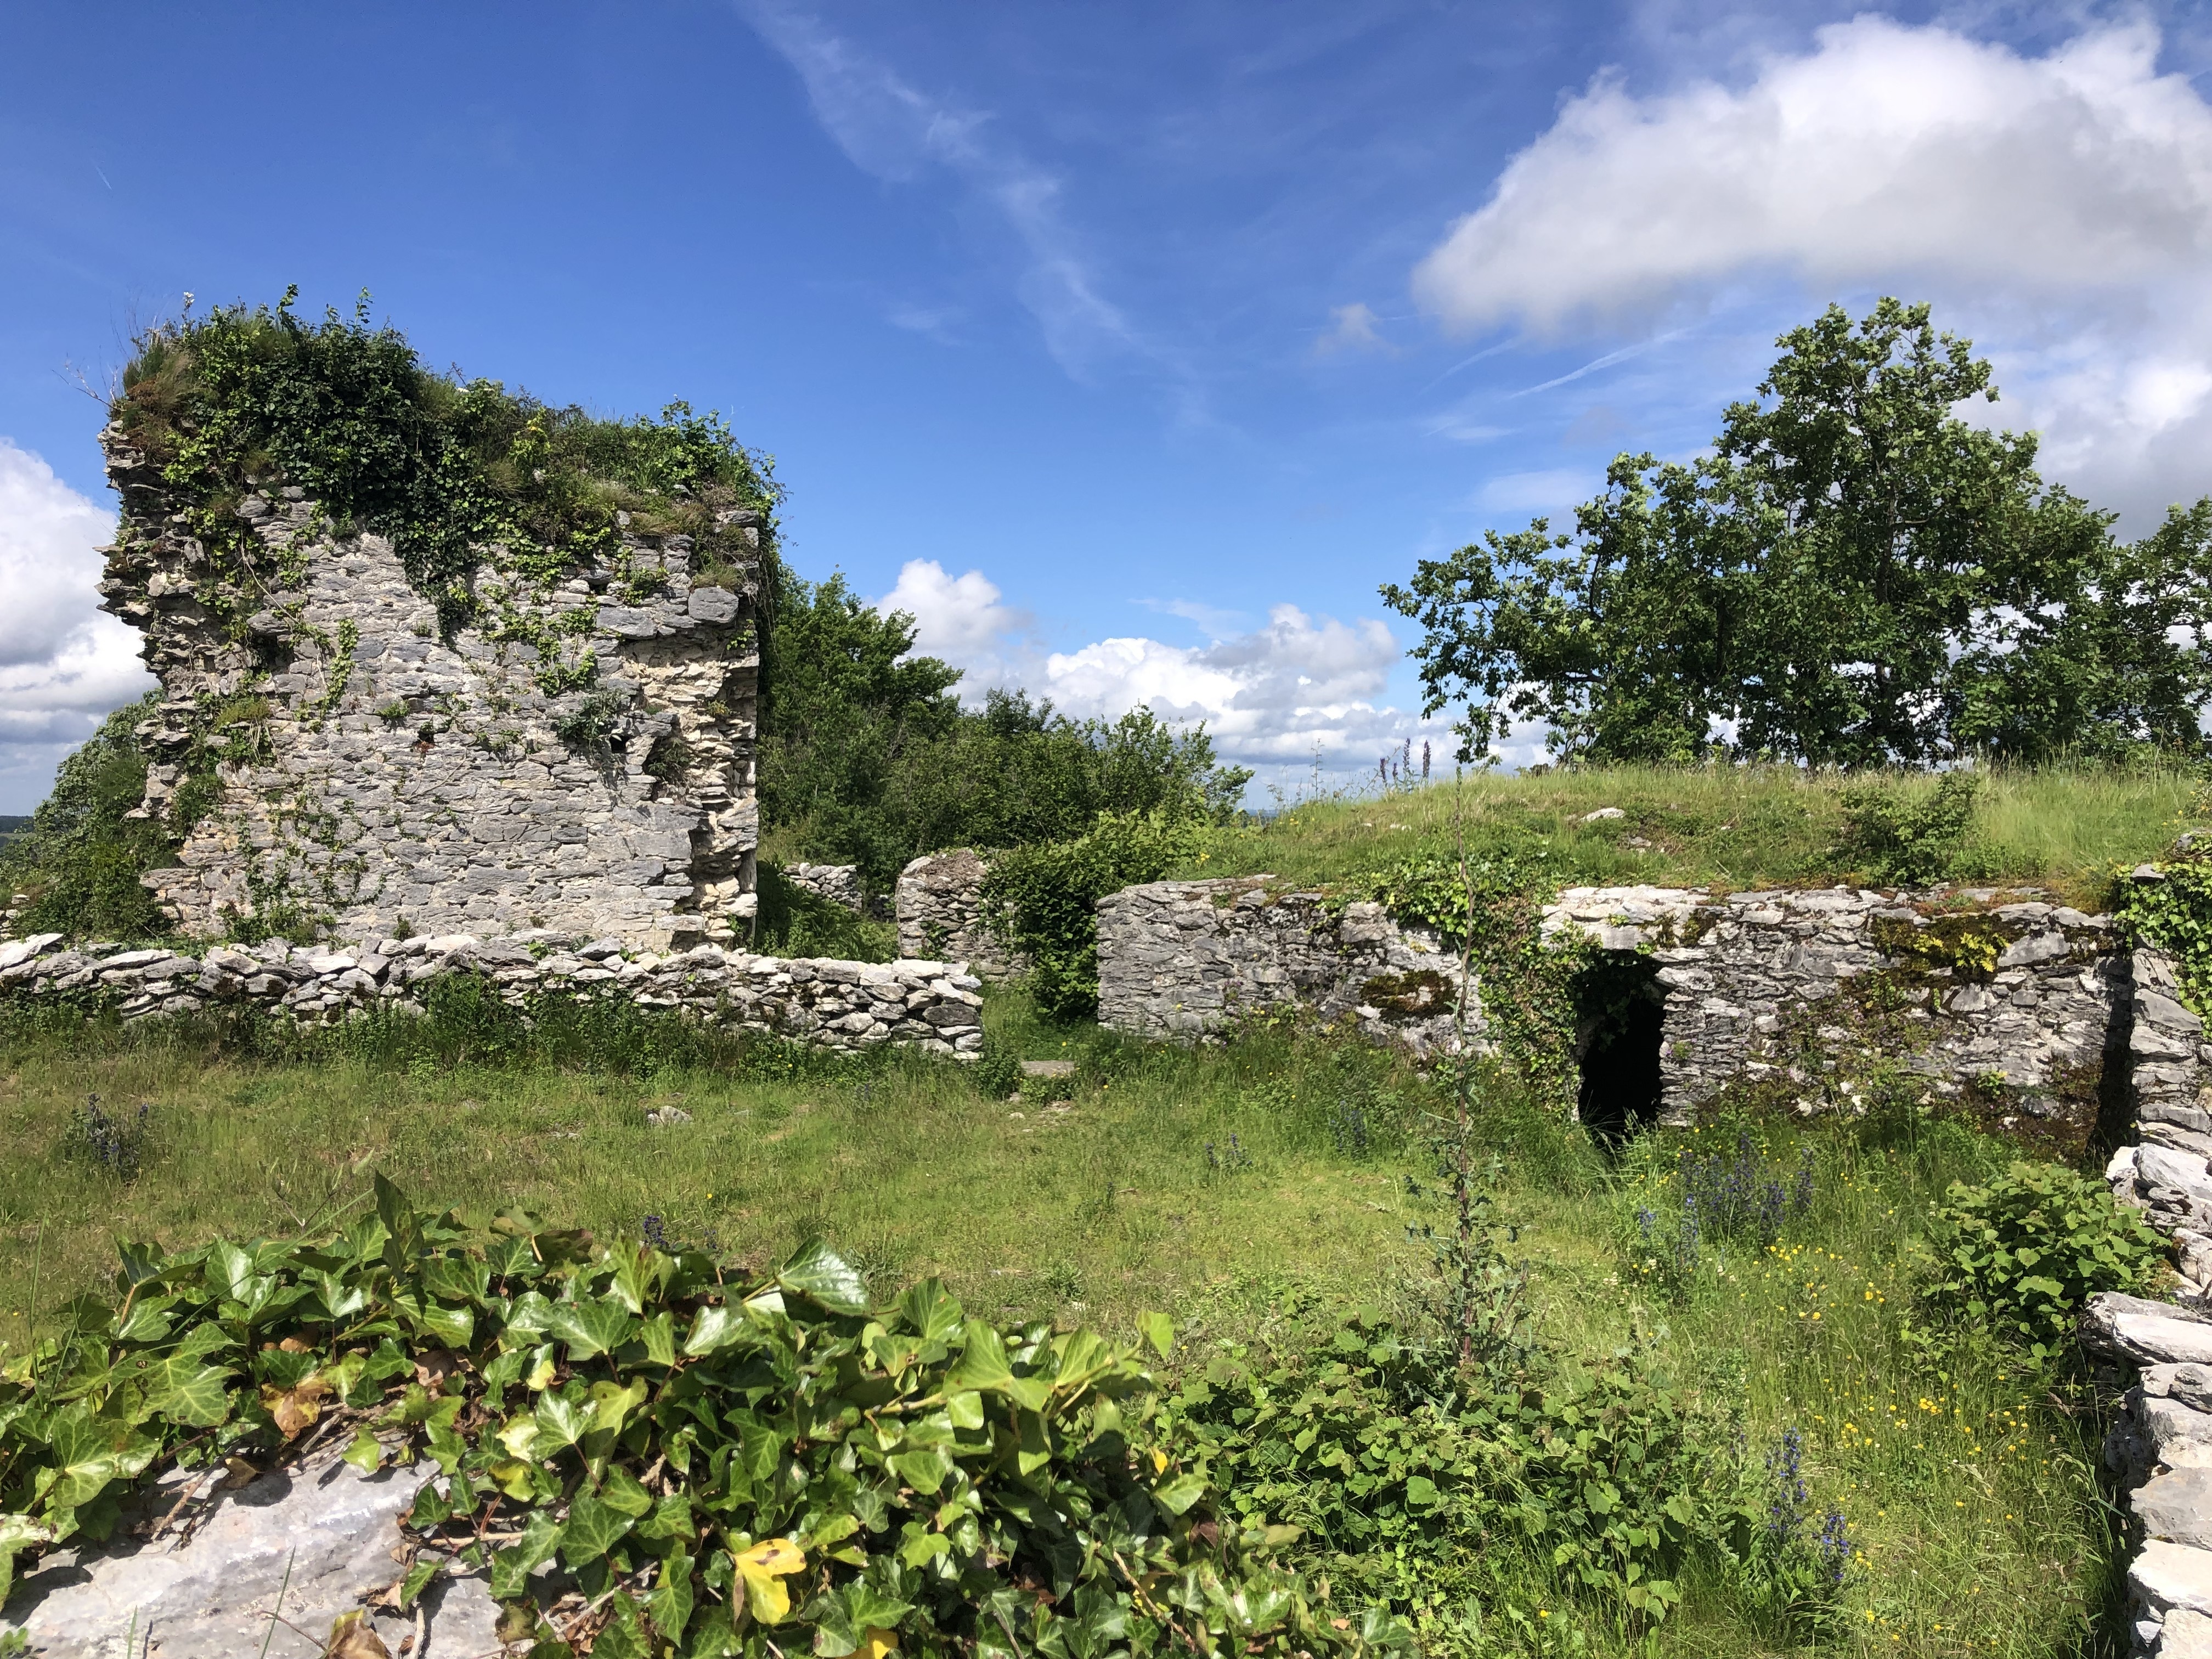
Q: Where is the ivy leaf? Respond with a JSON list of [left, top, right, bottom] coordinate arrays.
[[560, 1486, 635, 1570], [894, 1279, 964, 1346], [1137, 1311, 1173, 1359], [684, 1304, 744, 1358], [398, 1555, 441, 1609], [778, 1240, 869, 1316], [600, 1464, 654, 1518], [490, 1509, 564, 1599], [548, 1297, 635, 1361], [733, 1538, 806, 1624], [888, 1447, 951, 1496], [648, 1551, 696, 1644], [0, 1514, 55, 1607], [639, 1310, 677, 1368], [945, 1323, 1049, 1412], [38, 1404, 159, 1514], [1152, 1472, 1206, 1516], [534, 1389, 592, 1454], [144, 1356, 235, 1427], [341, 1427, 385, 1474]]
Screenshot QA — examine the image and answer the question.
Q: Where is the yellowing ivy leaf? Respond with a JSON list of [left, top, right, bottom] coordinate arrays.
[[732, 1538, 805, 1624]]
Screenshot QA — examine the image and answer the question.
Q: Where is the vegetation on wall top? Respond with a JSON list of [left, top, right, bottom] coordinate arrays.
[[115, 287, 780, 630]]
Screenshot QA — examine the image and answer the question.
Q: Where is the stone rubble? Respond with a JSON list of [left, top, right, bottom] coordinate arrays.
[[0, 933, 983, 1058], [1094, 877, 1474, 1056], [2084, 1293, 2212, 1656], [782, 862, 871, 916]]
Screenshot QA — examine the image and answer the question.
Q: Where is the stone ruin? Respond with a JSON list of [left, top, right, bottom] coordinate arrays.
[[99, 422, 763, 951]]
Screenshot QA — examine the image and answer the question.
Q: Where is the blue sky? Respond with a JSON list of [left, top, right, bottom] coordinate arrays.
[[4, 1, 2211, 810]]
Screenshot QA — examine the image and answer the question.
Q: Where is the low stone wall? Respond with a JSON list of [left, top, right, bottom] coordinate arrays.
[[784, 862, 871, 915], [0, 932, 984, 1057], [1094, 877, 1474, 1056], [1544, 885, 2126, 1122], [895, 849, 1024, 981]]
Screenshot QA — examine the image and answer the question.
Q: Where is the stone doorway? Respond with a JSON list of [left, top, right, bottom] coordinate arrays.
[[1573, 952, 1667, 1142]]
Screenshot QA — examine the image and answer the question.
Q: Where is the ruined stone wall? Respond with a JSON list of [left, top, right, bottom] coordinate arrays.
[[0, 930, 984, 1056], [99, 426, 761, 950], [1542, 885, 2126, 1122], [785, 862, 870, 916], [1094, 877, 1473, 1056], [894, 850, 1025, 981]]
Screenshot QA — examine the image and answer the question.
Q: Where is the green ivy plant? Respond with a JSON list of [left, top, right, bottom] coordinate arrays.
[[2117, 850, 2212, 1015], [0, 1179, 1372, 1659]]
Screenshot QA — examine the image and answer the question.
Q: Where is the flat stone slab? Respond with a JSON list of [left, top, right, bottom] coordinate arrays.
[[2139, 1470, 2212, 1549], [1020, 1060, 1077, 1079], [2166, 1606, 2212, 1657], [2135, 1538, 2212, 1620], [2084, 1294, 2212, 1367], [2, 1454, 498, 1658]]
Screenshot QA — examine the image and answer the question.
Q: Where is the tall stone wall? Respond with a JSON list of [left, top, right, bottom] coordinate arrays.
[[99, 425, 762, 950], [1094, 877, 1473, 1056]]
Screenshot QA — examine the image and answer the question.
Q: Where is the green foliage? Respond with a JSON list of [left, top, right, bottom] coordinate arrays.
[[1836, 771, 1983, 885], [1918, 1160, 2168, 1358], [116, 290, 778, 634], [0, 695, 174, 940], [1383, 297, 2212, 766], [2117, 849, 2212, 1015], [0, 1180, 1363, 1659], [552, 692, 629, 751], [971, 1033, 1025, 1100], [1363, 848, 1581, 1103], [982, 812, 1201, 1020], [1161, 1308, 1839, 1639], [752, 865, 896, 963], [760, 566, 1251, 893]]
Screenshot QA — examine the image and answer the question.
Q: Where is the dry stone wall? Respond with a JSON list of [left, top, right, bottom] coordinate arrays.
[[1542, 885, 2126, 1122], [785, 862, 871, 915], [1094, 877, 1472, 1056], [894, 849, 1025, 981], [0, 931, 983, 1057], [99, 424, 763, 951]]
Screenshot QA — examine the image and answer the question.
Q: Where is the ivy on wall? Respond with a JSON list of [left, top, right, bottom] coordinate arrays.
[[114, 287, 781, 634]]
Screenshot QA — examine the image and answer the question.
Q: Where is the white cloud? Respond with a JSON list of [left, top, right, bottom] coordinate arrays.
[[1476, 468, 1595, 514], [874, 555, 1441, 776], [0, 441, 154, 813], [1410, 16, 2212, 527], [1316, 302, 1392, 357], [879, 558, 1031, 664]]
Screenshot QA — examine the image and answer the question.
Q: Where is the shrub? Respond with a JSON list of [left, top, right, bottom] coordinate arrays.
[[971, 1033, 1023, 1099], [982, 810, 1200, 1019], [0, 694, 174, 941], [1918, 1159, 2169, 1357], [0, 1180, 1372, 1659], [1836, 771, 1981, 885], [2117, 848, 2212, 1014], [1161, 1307, 1807, 1635]]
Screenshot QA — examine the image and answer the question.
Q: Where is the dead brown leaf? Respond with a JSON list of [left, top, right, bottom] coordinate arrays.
[[412, 1349, 460, 1390], [323, 1609, 392, 1658], [218, 1455, 259, 1490], [263, 1375, 332, 1440]]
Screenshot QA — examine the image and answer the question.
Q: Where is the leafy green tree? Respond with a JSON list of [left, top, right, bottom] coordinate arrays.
[[1383, 298, 2212, 766], [1, 695, 174, 939]]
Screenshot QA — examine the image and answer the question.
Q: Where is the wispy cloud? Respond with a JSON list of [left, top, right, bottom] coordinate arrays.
[[1314, 301, 1393, 357], [740, 1, 1184, 390]]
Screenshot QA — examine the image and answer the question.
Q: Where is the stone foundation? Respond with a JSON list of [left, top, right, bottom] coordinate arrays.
[[1094, 877, 1474, 1056], [0, 932, 983, 1057]]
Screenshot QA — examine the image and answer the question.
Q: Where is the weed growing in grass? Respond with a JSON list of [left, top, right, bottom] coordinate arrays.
[[1205, 1133, 1254, 1176], [62, 1093, 150, 1181]]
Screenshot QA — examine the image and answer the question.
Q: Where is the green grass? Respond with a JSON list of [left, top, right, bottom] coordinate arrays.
[[0, 993, 2128, 1657], [1184, 762, 2199, 909]]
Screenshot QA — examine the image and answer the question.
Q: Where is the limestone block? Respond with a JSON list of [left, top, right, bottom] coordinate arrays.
[[2135, 1539, 2212, 1621], [2085, 1294, 2212, 1367], [2138, 1469, 2212, 1548]]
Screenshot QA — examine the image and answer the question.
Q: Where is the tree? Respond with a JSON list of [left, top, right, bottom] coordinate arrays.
[[1, 693, 175, 939], [1382, 298, 2212, 767]]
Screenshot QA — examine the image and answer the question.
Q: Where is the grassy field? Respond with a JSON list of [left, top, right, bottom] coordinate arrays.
[[1185, 762, 2200, 910], [0, 983, 2127, 1657]]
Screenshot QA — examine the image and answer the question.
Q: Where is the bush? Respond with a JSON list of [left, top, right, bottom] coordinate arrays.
[[0, 694, 174, 940], [1161, 1307, 1846, 1639], [1918, 1159, 2169, 1357], [972, 1032, 1023, 1099], [2117, 847, 2212, 1014], [1836, 771, 1981, 885], [0, 1180, 1373, 1659], [981, 811, 1200, 1020], [752, 864, 895, 962]]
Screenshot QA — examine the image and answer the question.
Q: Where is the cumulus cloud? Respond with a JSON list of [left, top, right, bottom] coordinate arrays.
[[1412, 16, 2212, 526], [874, 557, 1441, 777], [0, 440, 154, 813]]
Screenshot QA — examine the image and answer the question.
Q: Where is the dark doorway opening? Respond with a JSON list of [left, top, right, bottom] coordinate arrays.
[[1573, 953, 1666, 1143]]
